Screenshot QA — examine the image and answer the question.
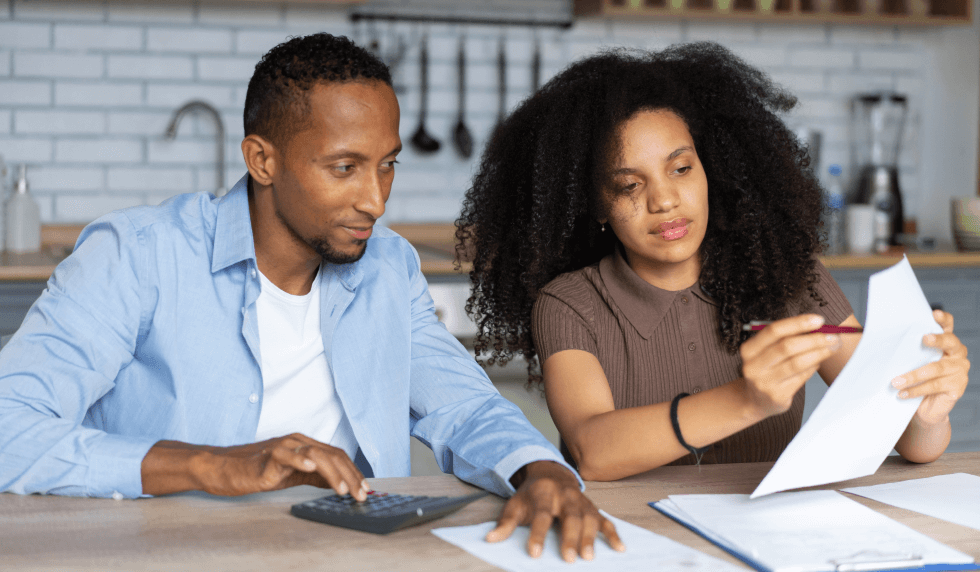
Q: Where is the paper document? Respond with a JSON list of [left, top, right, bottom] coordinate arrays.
[[752, 257, 943, 498], [651, 491, 976, 572], [431, 512, 744, 572], [842, 473, 980, 531]]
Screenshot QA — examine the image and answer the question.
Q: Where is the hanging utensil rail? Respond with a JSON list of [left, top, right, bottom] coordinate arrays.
[[349, 12, 573, 29]]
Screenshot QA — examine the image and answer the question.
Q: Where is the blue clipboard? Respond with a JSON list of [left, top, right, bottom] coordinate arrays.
[[650, 501, 979, 572]]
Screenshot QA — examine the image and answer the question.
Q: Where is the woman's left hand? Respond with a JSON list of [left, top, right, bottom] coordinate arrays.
[[892, 309, 970, 426]]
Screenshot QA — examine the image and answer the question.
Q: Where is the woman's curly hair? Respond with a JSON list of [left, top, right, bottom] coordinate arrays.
[[456, 42, 826, 383]]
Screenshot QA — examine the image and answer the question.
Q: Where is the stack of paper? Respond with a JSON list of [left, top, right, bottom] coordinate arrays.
[[651, 491, 977, 572], [843, 473, 980, 532], [431, 512, 745, 572]]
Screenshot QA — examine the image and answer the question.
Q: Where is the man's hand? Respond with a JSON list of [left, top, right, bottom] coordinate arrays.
[[485, 461, 625, 562], [141, 433, 368, 498]]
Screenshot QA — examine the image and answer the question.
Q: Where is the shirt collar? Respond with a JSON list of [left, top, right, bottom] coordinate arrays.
[[210, 173, 364, 291], [598, 247, 716, 340], [211, 173, 256, 274]]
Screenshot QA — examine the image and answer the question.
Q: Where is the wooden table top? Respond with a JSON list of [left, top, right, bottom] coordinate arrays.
[[2, 452, 977, 571]]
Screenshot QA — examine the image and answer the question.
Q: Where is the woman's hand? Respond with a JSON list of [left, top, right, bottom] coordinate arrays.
[[738, 314, 842, 419], [892, 309, 970, 426]]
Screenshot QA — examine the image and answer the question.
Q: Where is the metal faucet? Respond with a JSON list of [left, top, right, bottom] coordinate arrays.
[[165, 100, 226, 197]]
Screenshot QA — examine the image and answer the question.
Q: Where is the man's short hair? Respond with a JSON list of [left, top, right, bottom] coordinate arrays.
[[244, 33, 392, 150]]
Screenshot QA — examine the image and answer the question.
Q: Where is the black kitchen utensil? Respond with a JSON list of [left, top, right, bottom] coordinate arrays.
[[411, 34, 440, 154], [495, 36, 507, 126], [453, 36, 474, 159], [531, 34, 541, 93]]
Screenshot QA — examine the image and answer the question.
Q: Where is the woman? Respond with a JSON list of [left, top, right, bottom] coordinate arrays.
[[456, 43, 969, 481]]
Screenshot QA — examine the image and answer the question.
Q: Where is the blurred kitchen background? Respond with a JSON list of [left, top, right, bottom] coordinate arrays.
[[0, 0, 978, 474]]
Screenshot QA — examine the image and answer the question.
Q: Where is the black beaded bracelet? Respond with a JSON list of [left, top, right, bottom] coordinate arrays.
[[670, 393, 710, 463]]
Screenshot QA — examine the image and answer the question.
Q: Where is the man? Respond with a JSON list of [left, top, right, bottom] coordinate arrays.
[[0, 34, 622, 561]]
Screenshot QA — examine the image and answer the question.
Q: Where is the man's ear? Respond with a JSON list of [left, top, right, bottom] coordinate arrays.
[[242, 134, 277, 187]]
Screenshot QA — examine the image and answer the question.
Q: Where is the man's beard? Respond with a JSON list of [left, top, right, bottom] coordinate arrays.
[[310, 236, 368, 265]]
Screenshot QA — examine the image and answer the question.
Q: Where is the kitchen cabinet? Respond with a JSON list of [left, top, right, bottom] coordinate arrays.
[[575, 0, 972, 25]]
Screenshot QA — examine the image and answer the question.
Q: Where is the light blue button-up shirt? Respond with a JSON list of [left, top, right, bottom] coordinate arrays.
[[0, 174, 572, 498]]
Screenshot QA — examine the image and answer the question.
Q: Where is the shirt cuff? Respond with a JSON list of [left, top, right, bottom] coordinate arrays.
[[493, 445, 585, 496], [86, 433, 158, 499]]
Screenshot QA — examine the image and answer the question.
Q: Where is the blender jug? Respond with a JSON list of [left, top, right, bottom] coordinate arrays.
[[853, 93, 907, 246]]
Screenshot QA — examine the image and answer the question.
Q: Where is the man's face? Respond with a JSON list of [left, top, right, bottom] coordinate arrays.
[[270, 80, 401, 264]]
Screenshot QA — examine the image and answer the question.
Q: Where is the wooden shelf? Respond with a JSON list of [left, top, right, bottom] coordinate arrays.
[[575, 0, 972, 24]]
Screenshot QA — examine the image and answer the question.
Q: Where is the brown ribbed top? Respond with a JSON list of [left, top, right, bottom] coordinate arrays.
[[532, 249, 854, 466]]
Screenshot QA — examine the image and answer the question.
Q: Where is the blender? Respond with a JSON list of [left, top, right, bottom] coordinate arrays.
[[852, 93, 907, 246]]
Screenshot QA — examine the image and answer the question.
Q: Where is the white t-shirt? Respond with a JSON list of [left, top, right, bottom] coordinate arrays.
[[253, 266, 357, 458]]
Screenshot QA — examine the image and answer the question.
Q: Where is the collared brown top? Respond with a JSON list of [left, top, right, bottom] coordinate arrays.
[[531, 249, 853, 466]]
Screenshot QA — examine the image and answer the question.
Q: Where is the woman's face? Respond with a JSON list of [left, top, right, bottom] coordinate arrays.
[[601, 109, 709, 291]]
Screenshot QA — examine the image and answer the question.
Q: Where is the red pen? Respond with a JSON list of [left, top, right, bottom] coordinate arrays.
[[741, 320, 863, 334]]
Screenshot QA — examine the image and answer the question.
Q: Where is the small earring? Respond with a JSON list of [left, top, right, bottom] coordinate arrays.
[[601, 223, 606, 232]]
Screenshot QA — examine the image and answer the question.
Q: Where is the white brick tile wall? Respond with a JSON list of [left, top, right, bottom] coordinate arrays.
[[686, 22, 758, 43], [56, 139, 142, 163], [33, 193, 54, 223], [13, 1, 105, 22], [107, 166, 194, 192], [235, 30, 297, 55], [858, 49, 926, 70], [109, 55, 194, 80], [0, 80, 50, 105], [756, 24, 829, 43], [831, 26, 898, 45], [15, 110, 103, 134], [55, 24, 144, 51], [788, 48, 856, 69], [55, 82, 143, 107], [107, 110, 172, 135], [281, 6, 350, 32], [197, 2, 284, 27], [0, 137, 52, 162], [14, 52, 103, 79], [197, 56, 257, 82], [0, 22, 50, 48], [30, 166, 104, 192], [148, 139, 217, 164], [827, 71, 895, 93], [147, 28, 233, 54], [0, 0, 968, 228], [146, 84, 235, 108], [107, 2, 195, 25], [56, 194, 145, 222]]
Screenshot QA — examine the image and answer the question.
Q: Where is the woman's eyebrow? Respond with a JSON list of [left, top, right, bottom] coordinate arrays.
[[667, 146, 694, 160]]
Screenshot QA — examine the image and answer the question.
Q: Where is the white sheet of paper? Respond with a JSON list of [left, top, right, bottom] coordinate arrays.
[[659, 491, 974, 572], [752, 257, 943, 498], [842, 473, 980, 531], [430, 512, 744, 572]]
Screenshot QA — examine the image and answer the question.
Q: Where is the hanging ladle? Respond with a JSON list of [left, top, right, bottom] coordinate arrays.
[[452, 36, 474, 159], [410, 34, 440, 154]]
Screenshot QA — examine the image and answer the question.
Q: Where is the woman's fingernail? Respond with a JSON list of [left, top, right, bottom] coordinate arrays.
[[563, 548, 575, 562], [826, 334, 841, 350], [303, 459, 316, 470], [530, 544, 542, 558], [810, 315, 825, 327], [361, 480, 370, 492], [924, 334, 937, 344], [583, 547, 594, 560], [892, 377, 905, 388], [899, 390, 909, 399], [337, 481, 348, 495]]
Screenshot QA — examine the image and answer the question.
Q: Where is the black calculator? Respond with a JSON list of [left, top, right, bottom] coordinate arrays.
[[290, 490, 490, 534]]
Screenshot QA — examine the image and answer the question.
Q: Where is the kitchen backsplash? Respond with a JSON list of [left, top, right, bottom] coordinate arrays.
[[0, 0, 976, 241]]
